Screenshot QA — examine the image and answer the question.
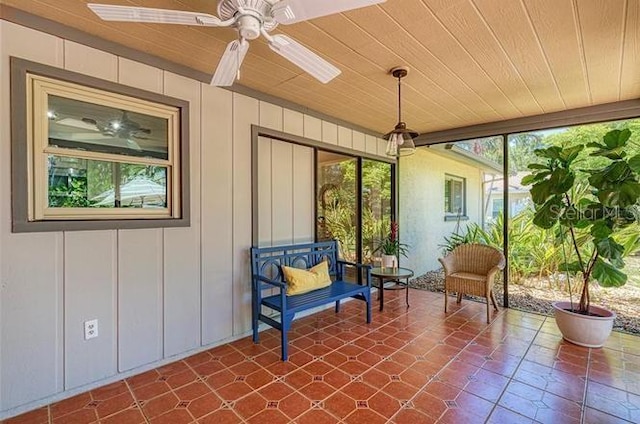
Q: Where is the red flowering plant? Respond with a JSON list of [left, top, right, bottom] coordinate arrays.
[[374, 221, 409, 258]]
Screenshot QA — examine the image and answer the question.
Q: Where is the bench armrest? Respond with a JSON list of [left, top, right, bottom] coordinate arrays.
[[336, 260, 372, 287], [254, 274, 286, 289]]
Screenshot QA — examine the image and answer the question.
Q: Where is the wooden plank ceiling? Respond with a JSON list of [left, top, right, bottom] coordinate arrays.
[[3, 0, 639, 135]]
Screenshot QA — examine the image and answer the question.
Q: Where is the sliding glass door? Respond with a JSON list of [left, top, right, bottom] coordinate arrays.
[[362, 160, 393, 265], [316, 151, 395, 280], [316, 152, 358, 262]]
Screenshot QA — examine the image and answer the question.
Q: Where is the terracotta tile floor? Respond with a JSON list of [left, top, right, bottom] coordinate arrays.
[[4, 289, 640, 423]]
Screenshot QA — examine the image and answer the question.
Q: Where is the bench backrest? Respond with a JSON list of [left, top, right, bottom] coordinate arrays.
[[250, 240, 340, 287]]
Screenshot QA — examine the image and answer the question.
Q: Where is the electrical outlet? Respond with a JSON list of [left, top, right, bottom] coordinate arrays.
[[84, 319, 98, 340]]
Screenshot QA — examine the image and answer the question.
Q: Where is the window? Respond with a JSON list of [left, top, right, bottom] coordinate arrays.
[[444, 174, 465, 217], [11, 58, 189, 231], [492, 198, 503, 218]]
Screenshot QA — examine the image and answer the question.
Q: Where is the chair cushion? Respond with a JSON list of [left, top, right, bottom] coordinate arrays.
[[450, 272, 486, 282], [282, 261, 332, 295]]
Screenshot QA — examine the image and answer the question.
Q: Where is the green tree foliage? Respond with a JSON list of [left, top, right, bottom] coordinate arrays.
[[49, 177, 94, 207], [442, 119, 640, 299], [51, 158, 167, 209], [526, 129, 640, 313], [319, 160, 392, 263]]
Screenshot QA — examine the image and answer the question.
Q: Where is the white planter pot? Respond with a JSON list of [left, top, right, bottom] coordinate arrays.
[[381, 254, 397, 268], [552, 301, 616, 348]]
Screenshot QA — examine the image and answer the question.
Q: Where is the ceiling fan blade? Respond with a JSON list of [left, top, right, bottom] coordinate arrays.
[[272, 0, 386, 25], [211, 40, 249, 87], [125, 139, 143, 151], [268, 35, 340, 84], [55, 118, 99, 131], [87, 3, 222, 26]]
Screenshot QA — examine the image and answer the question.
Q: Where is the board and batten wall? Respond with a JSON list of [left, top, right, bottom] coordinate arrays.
[[257, 136, 315, 248], [0, 20, 390, 417]]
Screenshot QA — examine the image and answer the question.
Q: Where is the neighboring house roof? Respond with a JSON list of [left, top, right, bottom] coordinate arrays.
[[426, 144, 504, 173], [486, 171, 531, 195]]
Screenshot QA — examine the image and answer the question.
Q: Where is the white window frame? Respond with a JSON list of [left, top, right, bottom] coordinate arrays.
[[27, 74, 181, 221]]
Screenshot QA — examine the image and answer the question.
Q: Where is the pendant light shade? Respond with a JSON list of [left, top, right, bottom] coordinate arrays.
[[384, 67, 417, 157]]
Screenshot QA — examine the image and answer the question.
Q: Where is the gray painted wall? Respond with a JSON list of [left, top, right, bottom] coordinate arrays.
[[0, 20, 390, 418]]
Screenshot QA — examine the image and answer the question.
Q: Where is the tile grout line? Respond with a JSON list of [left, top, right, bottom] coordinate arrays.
[[481, 314, 550, 423], [152, 297, 517, 422], [580, 347, 592, 424], [383, 303, 509, 422], [35, 296, 529, 423], [20, 292, 637, 424], [124, 378, 151, 424], [180, 356, 248, 423], [207, 294, 434, 422], [380, 296, 514, 422]]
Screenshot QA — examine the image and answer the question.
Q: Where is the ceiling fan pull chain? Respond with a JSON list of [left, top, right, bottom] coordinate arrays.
[[236, 38, 245, 81]]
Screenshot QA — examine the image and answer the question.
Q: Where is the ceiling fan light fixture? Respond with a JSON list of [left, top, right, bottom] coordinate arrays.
[[384, 67, 417, 157]]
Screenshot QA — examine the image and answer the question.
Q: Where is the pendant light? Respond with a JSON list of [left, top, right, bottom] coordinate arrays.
[[384, 67, 418, 157]]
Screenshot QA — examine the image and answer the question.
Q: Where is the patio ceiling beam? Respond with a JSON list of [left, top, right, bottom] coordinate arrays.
[[416, 98, 640, 145]]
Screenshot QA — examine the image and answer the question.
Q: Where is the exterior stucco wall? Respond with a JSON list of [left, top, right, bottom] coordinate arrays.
[[399, 147, 485, 276]]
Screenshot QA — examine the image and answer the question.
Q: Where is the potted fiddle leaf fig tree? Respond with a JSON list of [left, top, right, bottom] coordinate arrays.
[[525, 129, 640, 347]]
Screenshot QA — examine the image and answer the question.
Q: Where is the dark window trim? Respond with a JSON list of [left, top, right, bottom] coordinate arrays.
[[250, 125, 396, 255], [0, 4, 382, 140], [444, 173, 466, 218], [444, 215, 469, 222], [252, 126, 395, 164], [10, 57, 191, 232]]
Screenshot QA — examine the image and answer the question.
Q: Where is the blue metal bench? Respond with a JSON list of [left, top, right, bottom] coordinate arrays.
[[250, 240, 372, 360]]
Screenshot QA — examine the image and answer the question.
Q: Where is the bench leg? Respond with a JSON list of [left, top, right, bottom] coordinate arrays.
[[365, 291, 372, 324], [253, 323, 259, 344], [252, 303, 259, 344], [281, 331, 289, 361], [281, 317, 290, 361], [335, 300, 340, 313]]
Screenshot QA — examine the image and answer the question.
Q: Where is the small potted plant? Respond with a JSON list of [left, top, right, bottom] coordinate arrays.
[[374, 221, 409, 268], [525, 129, 640, 347]]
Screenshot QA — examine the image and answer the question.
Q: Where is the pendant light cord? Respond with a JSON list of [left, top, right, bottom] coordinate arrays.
[[397, 75, 402, 124]]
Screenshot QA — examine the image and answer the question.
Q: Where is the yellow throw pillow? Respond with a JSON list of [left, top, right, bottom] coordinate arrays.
[[282, 261, 332, 295], [310, 261, 332, 286]]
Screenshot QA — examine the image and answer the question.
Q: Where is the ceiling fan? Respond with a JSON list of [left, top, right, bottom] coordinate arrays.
[[81, 111, 150, 151], [88, 0, 386, 87], [55, 111, 149, 151]]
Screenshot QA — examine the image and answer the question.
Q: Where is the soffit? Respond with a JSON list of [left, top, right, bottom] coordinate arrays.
[[3, 0, 639, 135]]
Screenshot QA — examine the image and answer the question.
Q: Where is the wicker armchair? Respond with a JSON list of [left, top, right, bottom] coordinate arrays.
[[438, 244, 506, 323]]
